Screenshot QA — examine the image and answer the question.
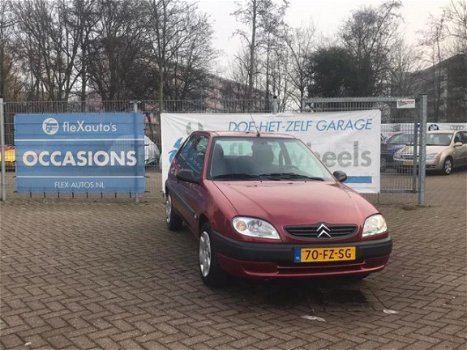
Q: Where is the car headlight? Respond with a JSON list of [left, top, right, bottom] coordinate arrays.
[[426, 153, 438, 160], [362, 214, 387, 237], [232, 217, 280, 240]]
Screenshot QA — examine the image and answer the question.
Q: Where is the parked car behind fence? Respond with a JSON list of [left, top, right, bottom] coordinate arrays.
[[393, 131, 467, 175]]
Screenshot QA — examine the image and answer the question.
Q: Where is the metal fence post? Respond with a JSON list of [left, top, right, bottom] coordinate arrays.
[[412, 99, 419, 193], [0, 98, 6, 201], [418, 94, 427, 206], [133, 101, 140, 204]]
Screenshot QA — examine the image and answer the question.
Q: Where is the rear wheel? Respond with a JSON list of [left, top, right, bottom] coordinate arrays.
[[165, 194, 183, 230], [442, 157, 453, 175], [199, 225, 227, 287]]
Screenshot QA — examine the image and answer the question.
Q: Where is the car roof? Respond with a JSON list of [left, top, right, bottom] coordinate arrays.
[[195, 131, 296, 139], [427, 131, 455, 134]]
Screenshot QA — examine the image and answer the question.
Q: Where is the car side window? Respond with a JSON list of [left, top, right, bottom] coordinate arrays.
[[177, 135, 208, 181], [459, 132, 467, 143]]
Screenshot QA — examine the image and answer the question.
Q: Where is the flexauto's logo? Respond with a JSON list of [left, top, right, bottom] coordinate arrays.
[[42, 118, 59, 135], [42, 118, 118, 135], [63, 120, 117, 133]]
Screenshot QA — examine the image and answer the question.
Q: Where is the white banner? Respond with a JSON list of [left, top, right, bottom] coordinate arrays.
[[381, 122, 467, 138], [161, 111, 381, 193]]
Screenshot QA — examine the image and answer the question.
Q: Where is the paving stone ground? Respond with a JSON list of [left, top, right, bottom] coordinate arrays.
[[1, 170, 466, 349]]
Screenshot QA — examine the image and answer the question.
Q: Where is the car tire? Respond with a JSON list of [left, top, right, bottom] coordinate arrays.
[[165, 193, 183, 231], [380, 157, 387, 172], [199, 224, 227, 287], [442, 157, 453, 175]]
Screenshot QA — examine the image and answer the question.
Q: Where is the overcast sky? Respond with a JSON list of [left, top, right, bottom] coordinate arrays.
[[196, 0, 450, 77]]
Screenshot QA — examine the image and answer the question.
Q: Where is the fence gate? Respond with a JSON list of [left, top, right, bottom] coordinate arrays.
[[303, 96, 427, 205]]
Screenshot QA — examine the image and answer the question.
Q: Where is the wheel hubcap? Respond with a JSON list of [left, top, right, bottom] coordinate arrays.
[[445, 160, 452, 174], [165, 196, 172, 223], [199, 231, 211, 277]]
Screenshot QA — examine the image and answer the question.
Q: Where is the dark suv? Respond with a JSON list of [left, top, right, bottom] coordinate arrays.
[[381, 133, 414, 171]]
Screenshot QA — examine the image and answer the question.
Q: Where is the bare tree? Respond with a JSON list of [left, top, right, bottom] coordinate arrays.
[[149, 0, 215, 110], [11, 0, 86, 100], [389, 40, 422, 96], [444, 0, 467, 54], [419, 13, 449, 121], [268, 42, 290, 111], [232, 0, 288, 106], [72, 0, 99, 105], [230, 48, 255, 110], [163, 11, 215, 101], [86, 0, 150, 101], [417, 0, 466, 121], [0, 0, 23, 100], [341, 0, 402, 96], [284, 23, 315, 110]]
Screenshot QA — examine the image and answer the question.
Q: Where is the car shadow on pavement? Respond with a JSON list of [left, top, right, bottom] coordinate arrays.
[[219, 277, 373, 312]]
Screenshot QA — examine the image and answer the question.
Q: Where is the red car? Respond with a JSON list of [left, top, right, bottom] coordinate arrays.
[[165, 131, 392, 286]]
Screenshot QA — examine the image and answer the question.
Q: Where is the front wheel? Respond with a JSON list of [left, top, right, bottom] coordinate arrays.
[[442, 157, 453, 175], [199, 225, 227, 287]]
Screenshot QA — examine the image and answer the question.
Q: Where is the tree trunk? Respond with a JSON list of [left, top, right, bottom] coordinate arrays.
[[247, 0, 257, 109]]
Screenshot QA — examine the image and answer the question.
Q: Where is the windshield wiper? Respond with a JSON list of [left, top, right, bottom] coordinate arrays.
[[257, 173, 324, 181], [212, 173, 259, 180], [213, 172, 325, 181]]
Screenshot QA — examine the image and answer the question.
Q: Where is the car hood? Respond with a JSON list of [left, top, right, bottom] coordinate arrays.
[[213, 180, 376, 226]]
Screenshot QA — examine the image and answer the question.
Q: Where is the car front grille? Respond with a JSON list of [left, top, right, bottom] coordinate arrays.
[[285, 225, 358, 239]]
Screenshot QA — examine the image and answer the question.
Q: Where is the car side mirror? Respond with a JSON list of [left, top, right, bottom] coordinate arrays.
[[176, 169, 199, 183], [333, 170, 347, 183], [454, 141, 463, 147]]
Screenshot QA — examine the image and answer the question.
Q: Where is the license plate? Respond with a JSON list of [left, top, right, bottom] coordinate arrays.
[[294, 247, 356, 263], [403, 160, 413, 166]]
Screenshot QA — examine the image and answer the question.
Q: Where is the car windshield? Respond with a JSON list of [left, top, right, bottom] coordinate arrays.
[[209, 137, 334, 181], [426, 133, 453, 146], [387, 133, 414, 145]]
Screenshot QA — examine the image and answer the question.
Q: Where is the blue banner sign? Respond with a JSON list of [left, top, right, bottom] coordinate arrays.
[[15, 113, 145, 193]]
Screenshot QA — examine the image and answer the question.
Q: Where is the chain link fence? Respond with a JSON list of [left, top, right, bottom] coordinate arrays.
[[0, 99, 282, 201], [304, 97, 427, 204], [1, 97, 426, 203]]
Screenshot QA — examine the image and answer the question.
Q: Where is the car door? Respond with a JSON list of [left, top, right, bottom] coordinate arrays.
[[173, 134, 209, 232], [452, 131, 467, 166], [167, 135, 198, 223], [458, 131, 467, 165]]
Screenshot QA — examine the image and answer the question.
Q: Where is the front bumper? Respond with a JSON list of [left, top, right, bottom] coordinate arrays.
[[211, 230, 392, 278], [394, 159, 442, 170]]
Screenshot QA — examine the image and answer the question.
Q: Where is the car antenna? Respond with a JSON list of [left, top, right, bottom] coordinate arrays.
[[249, 113, 260, 137]]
